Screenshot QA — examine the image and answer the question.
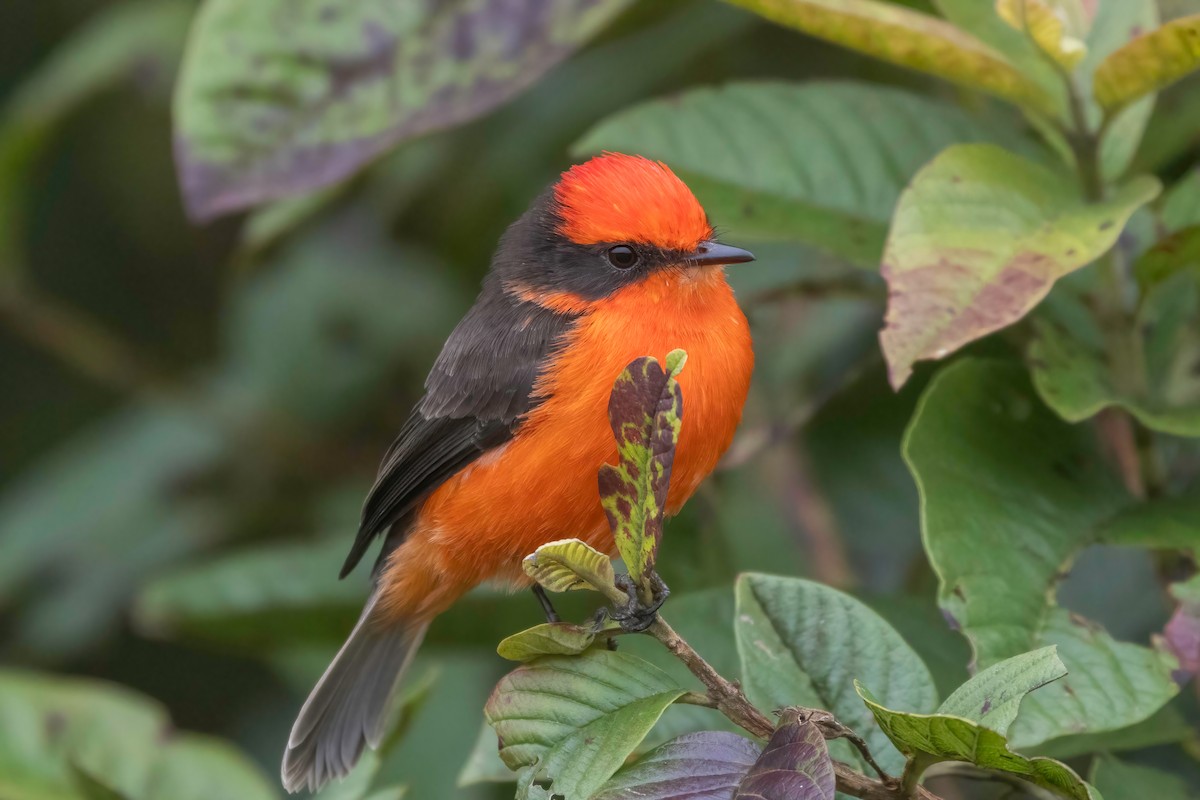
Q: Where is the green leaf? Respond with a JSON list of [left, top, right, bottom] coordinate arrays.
[[734, 573, 937, 775], [1034, 703, 1198, 759], [734, 712, 835, 800], [599, 355, 685, 591], [855, 682, 1092, 800], [1099, 495, 1200, 549], [722, 0, 1054, 114], [0, 670, 274, 800], [133, 535, 361, 650], [1090, 754, 1195, 800], [496, 622, 615, 662], [880, 143, 1160, 388], [593, 731, 762, 800], [142, 735, 277, 800], [574, 81, 1044, 267], [0, 406, 229, 658], [1081, 0, 1159, 181], [904, 360, 1179, 747], [937, 646, 1067, 733], [1030, 272, 1200, 435], [1161, 169, 1200, 232], [1094, 14, 1200, 115], [484, 651, 687, 800], [1135, 226, 1200, 288], [173, 0, 631, 220], [0, 0, 191, 265], [521, 538, 617, 594], [70, 763, 131, 800], [458, 724, 516, 787]]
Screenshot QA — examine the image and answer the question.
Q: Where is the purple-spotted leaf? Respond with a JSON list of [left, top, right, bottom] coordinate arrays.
[[593, 731, 762, 800], [880, 144, 1159, 388], [484, 651, 686, 800], [496, 621, 616, 662], [599, 351, 686, 590], [173, 0, 631, 221], [522, 538, 616, 594], [734, 711, 835, 800], [1094, 14, 1200, 114], [723, 0, 1054, 115]]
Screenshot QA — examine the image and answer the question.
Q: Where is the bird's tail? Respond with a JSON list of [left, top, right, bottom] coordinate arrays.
[[281, 592, 427, 794]]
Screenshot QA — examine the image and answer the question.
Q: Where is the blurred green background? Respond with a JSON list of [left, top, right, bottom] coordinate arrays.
[[2, 1, 1197, 798]]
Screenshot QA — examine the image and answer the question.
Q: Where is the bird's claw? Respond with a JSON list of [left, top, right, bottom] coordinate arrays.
[[609, 574, 670, 632]]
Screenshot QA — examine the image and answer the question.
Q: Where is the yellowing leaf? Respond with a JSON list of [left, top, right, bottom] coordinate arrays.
[[724, 0, 1055, 114], [522, 539, 616, 594], [497, 622, 615, 662], [880, 144, 1159, 388], [1094, 13, 1200, 113], [996, 0, 1088, 69]]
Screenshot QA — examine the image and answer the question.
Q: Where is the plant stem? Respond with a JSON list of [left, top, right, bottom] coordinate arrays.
[[0, 282, 178, 400], [645, 612, 943, 800], [1062, 74, 1165, 498]]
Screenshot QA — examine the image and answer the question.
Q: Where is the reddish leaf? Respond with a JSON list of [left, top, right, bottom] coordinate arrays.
[[593, 731, 762, 800], [735, 712, 835, 800]]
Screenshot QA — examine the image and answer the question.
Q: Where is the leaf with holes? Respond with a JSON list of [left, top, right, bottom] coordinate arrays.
[[856, 683, 1093, 800], [904, 360, 1179, 748], [734, 712, 835, 800], [880, 144, 1159, 388], [1094, 14, 1200, 114], [173, 0, 631, 220], [722, 0, 1053, 114], [734, 573, 937, 776], [573, 81, 1044, 267], [484, 651, 686, 800], [599, 352, 686, 591], [522, 538, 616, 594], [593, 732, 762, 800]]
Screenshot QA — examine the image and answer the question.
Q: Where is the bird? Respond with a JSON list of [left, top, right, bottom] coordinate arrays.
[[281, 152, 756, 793]]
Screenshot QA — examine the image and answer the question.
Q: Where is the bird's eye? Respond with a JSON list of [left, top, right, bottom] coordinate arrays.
[[606, 245, 638, 269]]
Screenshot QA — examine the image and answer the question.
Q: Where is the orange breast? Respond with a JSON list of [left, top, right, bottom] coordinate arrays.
[[377, 269, 753, 621]]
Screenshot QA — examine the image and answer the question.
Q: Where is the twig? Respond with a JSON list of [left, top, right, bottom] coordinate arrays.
[[1060, 62, 1166, 499], [644, 611, 944, 799], [0, 283, 178, 400]]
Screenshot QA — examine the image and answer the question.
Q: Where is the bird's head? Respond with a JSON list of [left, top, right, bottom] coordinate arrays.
[[496, 153, 754, 309]]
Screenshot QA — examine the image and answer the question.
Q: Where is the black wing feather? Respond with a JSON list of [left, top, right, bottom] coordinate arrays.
[[340, 281, 578, 578]]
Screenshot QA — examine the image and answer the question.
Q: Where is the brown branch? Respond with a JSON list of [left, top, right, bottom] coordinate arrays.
[[0, 284, 178, 400], [644, 612, 943, 800]]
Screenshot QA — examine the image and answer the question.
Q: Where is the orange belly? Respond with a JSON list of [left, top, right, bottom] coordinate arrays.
[[377, 269, 753, 622]]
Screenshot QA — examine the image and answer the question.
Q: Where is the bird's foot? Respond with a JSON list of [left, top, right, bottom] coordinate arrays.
[[608, 574, 670, 633], [531, 584, 560, 623]]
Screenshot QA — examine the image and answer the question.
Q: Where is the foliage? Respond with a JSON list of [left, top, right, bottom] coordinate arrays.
[[3, 0, 1200, 799]]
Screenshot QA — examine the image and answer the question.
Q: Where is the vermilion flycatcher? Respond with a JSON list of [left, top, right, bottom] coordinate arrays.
[[282, 153, 755, 792]]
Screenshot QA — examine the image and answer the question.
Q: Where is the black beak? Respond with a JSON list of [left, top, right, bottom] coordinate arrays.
[[685, 240, 755, 267]]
